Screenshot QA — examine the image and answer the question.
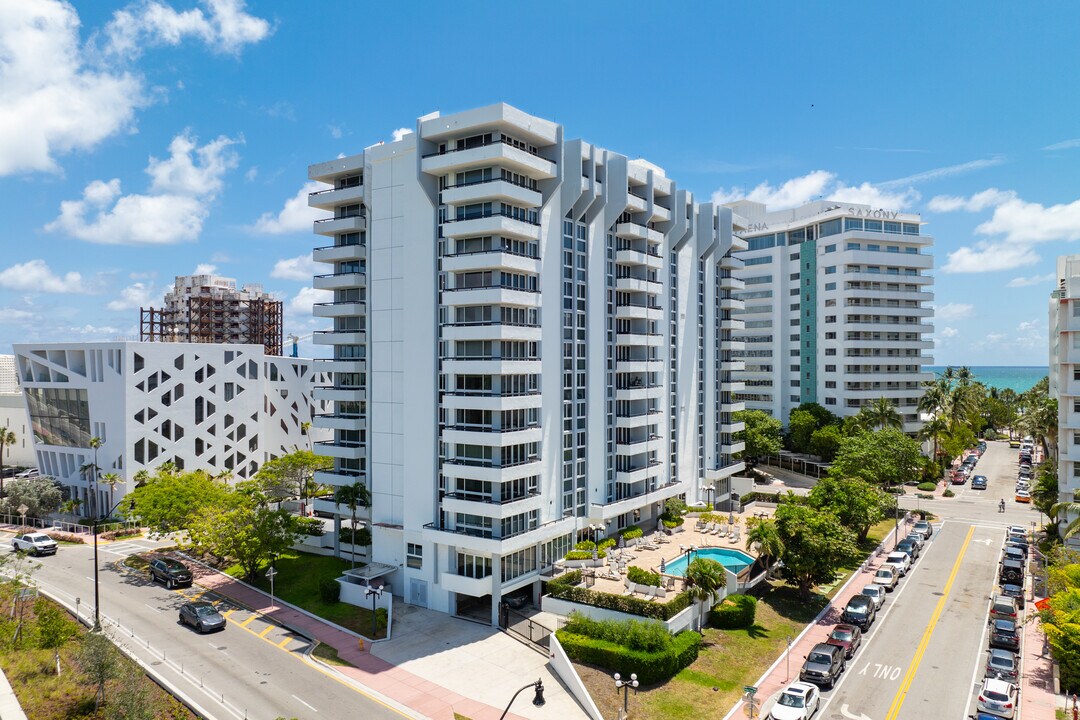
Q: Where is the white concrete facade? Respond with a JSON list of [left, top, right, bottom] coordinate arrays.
[[0, 355, 35, 468], [308, 102, 746, 625], [726, 200, 934, 432], [1051, 256, 1080, 538], [11, 342, 326, 516]]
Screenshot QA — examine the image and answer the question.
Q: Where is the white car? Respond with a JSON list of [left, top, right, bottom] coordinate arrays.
[[861, 584, 886, 610], [884, 552, 911, 577], [11, 532, 58, 556], [1015, 481, 1031, 493], [977, 677, 1018, 718], [1008, 526, 1027, 537], [768, 681, 820, 720], [873, 566, 898, 591]]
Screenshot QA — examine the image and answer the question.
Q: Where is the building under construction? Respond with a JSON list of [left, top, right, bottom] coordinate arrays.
[[140, 274, 283, 356]]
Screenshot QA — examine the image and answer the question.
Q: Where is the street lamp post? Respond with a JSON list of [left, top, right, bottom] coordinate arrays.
[[92, 497, 134, 631], [785, 634, 793, 681], [614, 672, 639, 719], [266, 566, 278, 611], [701, 485, 715, 511], [498, 679, 544, 720], [365, 585, 383, 639]]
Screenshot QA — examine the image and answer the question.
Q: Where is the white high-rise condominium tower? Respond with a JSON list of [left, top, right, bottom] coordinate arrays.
[[1050, 255, 1080, 546], [727, 200, 934, 432], [308, 103, 746, 624]]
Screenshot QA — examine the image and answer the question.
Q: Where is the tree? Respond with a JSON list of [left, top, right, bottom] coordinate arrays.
[[746, 518, 784, 578], [918, 415, 949, 472], [828, 428, 923, 489], [127, 469, 231, 535], [334, 481, 371, 569], [0, 475, 63, 519], [255, 450, 333, 507], [858, 397, 903, 431], [110, 667, 157, 720], [100, 473, 122, 518], [76, 631, 120, 710], [60, 498, 83, 517], [684, 557, 726, 630], [809, 425, 842, 462], [807, 476, 889, 542], [0, 427, 15, 496], [88, 436, 103, 519], [788, 409, 819, 454], [774, 503, 859, 600], [36, 600, 77, 676], [1033, 459, 1059, 518], [733, 410, 782, 464]]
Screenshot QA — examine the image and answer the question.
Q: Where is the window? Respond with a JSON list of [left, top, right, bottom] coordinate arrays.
[[1074, 398, 1080, 413], [819, 219, 842, 237], [825, 282, 836, 291], [1074, 462, 1080, 478], [824, 244, 836, 253], [825, 266, 836, 274], [406, 543, 423, 569], [825, 397, 836, 405], [456, 552, 491, 578], [744, 256, 772, 266]]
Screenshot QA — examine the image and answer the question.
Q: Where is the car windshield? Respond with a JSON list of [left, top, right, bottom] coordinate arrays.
[[30, 536, 50, 543], [990, 656, 1014, 669], [808, 652, 831, 664], [984, 689, 1010, 702], [194, 605, 217, 617], [831, 629, 854, 641], [863, 587, 880, 596], [875, 570, 892, 578], [777, 692, 804, 708], [995, 621, 1016, 633]]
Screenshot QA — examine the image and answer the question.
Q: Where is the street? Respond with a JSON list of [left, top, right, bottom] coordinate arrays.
[[7, 535, 408, 720]]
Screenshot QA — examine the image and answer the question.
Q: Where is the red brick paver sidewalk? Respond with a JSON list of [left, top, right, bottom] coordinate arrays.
[[1020, 614, 1063, 720], [182, 559, 527, 720]]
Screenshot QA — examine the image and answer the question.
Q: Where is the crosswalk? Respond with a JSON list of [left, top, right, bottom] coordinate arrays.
[[99, 541, 159, 556]]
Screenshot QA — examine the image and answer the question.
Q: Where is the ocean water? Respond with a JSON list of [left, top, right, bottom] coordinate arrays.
[[928, 366, 1048, 394]]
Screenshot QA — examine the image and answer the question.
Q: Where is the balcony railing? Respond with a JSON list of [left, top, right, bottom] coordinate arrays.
[[314, 242, 365, 251], [443, 176, 539, 192], [442, 455, 540, 469], [442, 423, 539, 433], [422, 136, 552, 161], [444, 209, 540, 227], [315, 213, 366, 223], [315, 440, 365, 449], [309, 184, 362, 196], [443, 489, 541, 505], [444, 281, 539, 293], [443, 389, 541, 398]]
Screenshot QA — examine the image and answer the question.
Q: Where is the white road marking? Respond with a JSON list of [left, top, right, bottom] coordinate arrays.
[[840, 704, 873, 720], [144, 603, 161, 613], [291, 695, 317, 712], [964, 531, 1009, 719], [85, 576, 94, 582]]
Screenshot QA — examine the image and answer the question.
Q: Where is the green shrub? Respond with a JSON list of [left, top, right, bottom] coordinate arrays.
[[375, 607, 388, 628], [618, 526, 644, 541], [660, 517, 680, 529], [99, 528, 142, 541], [318, 577, 340, 603], [943, 488, 955, 497], [556, 629, 701, 685], [627, 566, 662, 587], [565, 549, 606, 561], [916, 482, 937, 492], [546, 577, 692, 621], [296, 517, 325, 537], [708, 595, 757, 629], [562, 612, 671, 652], [598, 538, 616, 551], [339, 527, 371, 546]]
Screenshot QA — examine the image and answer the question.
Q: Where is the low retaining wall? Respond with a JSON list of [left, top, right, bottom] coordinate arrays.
[[548, 633, 605, 720], [541, 594, 705, 634]]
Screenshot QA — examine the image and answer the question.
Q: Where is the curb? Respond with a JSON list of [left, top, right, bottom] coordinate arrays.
[[303, 642, 426, 720]]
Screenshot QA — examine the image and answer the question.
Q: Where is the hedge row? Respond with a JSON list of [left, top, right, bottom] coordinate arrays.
[[555, 629, 701, 685], [739, 491, 786, 505], [562, 612, 671, 652], [626, 566, 662, 587], [708, 594, 757, 629], [618, 526, 644, 540], [99, 528, 142, 541], [546, 572, 691, 620]]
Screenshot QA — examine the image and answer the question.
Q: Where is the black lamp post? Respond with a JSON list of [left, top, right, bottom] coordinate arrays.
[[93, 497, 135, 631], [499, 679, 544, 719], [365, 585, 383, 638], [614, 672, 639, 717]]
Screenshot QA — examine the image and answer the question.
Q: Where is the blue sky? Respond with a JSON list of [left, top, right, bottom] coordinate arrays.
[[2, 0, 1079, 365]]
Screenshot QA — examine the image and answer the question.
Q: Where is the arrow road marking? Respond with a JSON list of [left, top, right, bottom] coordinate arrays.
[[974, 538, 993, 546], [840, 704, 873, 720]]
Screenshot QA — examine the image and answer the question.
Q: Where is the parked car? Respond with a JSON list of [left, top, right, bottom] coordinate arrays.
[[972, 475, 988, 490], [1015, 490, 1031, 503], [873, 566, 898, 592], [149, 557, 193, 589], [912, 520, 933, 538], [11, 532, 58, 556], [768, 682, 820, 720], [905, 532, 925, 550], [799, 643, 845, 689], [826, 623, 863, 659], [842, 594, 878, 630], [1000, 583, 1026, 609], [999, 558, 1025, 585], [990, 595, 1019, 623], [861, 584, 886, 610], [989, 619, 1021, 651], [985, 648, 1019, 682], [1001, 547, 1025, 565], [1005, 542, 1028, 560], [976, 677, 1018, 718], [1008, 525, 1027, 537], [14, 468, 39, 478], [178, 601, 226, 633], [1007, 535, 1030, 552], [952, 472, 968, 485], [1015, 481, 1031, 494], [884, 552, 911, 577], [896, 539, 919, 560]]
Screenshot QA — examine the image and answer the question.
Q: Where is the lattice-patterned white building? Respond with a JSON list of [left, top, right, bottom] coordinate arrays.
[[11, 342, 327, 515], [0, 355, 35, 468]]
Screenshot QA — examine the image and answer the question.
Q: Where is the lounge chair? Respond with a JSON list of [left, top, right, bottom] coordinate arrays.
[[729, 528, 741, 544]]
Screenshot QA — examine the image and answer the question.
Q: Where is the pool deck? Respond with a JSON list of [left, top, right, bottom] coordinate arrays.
[[567, 514, 765, 603]]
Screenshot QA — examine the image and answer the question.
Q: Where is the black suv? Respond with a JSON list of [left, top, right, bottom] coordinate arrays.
[[800, 643, 845, 689], [999, 558, 1024, 585], [841, 594, 877, 631], [150, 557, 193, 589]]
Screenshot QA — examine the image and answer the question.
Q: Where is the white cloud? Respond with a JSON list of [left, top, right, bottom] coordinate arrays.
[[0, 308, 39, 324], [106, 281, 158, 310], [285, 287, 330, 317], [209, 252, 230, 263], [939, 327, 959, 338], [936, 303, 974, 321], [101, 0, 271, 59], [975, 196, 1080, 244], [1017, 320, 1039, 332], [193, 263, 217, 274], [879, 156, 1005, 187], [928, 189, 1017, 213], [271, 254, 317, 281], [391, 127, 413, 142], [1044, 138, 1080, 151], [712, 170, 917, 211], [249, 181, 323, 234], [1007, 272, 1055, 288], [0, 0, 146, 175], [0, 259, 91, 294], [244, 166, 258, 182], [329, 125, 343, 140], [942, 242, 1040, 273], [45, 131, 239, 245]]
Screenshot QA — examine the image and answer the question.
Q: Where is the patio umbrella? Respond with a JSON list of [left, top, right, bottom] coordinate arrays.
[[617, 534, 625, 549], [728, 510, 735, 525], [592, 548, 598, 561], [659, 557, 666, 573]]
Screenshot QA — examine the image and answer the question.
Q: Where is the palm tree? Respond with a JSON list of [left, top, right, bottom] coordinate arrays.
[[301, 421, 312, 451], [684, 557, 726, 631], [0, 428, 15, 496], [157, 461, 178, 477], [1051, 499, 1080, 541], [60, 498, 83, 518], [861, 397, 903, 431], [88, 436, 102, 520], [746, 519, 784, 579], [100, 473, 122, 518], [335, 481, 371, 569], [918, 415, 950, 473], [132, 469, 150, 488]]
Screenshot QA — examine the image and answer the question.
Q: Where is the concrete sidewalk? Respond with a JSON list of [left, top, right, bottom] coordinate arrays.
[[1020, 614, 1064, 720], [184, 560, 577, 720], [0, 665, 29, 720]]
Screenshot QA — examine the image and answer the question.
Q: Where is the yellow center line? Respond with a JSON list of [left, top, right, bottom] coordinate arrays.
[[884, 524, 975, 720]]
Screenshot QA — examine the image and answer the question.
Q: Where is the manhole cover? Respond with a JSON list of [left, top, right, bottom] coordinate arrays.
[[215, 646, 227, 651], [150, 661, 162, 666]]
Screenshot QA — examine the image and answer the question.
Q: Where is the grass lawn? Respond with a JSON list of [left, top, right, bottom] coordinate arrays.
[[312, 641, 354, 668], [223, 551, 388, 639], [819, 518, 897, 599]]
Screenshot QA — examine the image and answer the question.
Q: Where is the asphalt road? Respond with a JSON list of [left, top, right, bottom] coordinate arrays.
[[7, 535, 407, 720]]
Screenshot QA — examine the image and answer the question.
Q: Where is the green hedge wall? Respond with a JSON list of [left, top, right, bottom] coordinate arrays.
[[546, 572, 691, 621], [627, 566, 662, 587], [708, 594, 757, 629], [555, 629, 701, 685]]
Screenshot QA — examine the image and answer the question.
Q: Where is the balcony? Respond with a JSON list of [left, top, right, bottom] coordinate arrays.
[[313, 385, 367, 403], [313, 301, 366, 318], [440, 392, 542, 412], [313, 329, 366, 346], [615, 248, 664, 270], [614, 222, 663, 244], [312, 495, 369, 517], [721, 440, 746, 455], [440, 425, 542, 447], [313, 243, 366, 264], [615, 276, 660, 293], [422, 515, 576, 556], [615, 331, 664, 348], [836, 248, 934, 270], [720, 297, 745, 312], [439, 572, 494, 598], [313, 272, 366, 291], [308, 184, 364, 210], [441, 490, 543, 520], [312, 413, 365, 431], [705, 460, 745, 481], [615, 303, 664, 321], [441, 358, 539, 376], [441, 286, 541, 308], [845, 338, 934, 349], [845, 271, 932, 286], [719, 275, 745, 291], [440, 458, 542, 484], [588, 481, 686, 523], [615, 384, 663, 401], [313, 215, 366, 237], [441, 250, 541, 275], [442, 179, 542, 208], [422, 139, 557, 179], [616, 358, 663, 373], [720, 340, 746, 352], [720, 254, 745, 271], [615, 409, 662, 429], [313, 468, 366, 486], [616, 461, 662, 485], [312, 358, 366, 374], [313, 440, 366, 460], [440, 323, 541, 343], [442, 213, 541, 241]]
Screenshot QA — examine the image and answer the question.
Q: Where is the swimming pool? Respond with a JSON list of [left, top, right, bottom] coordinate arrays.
[[663, 548, 755, 577]]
